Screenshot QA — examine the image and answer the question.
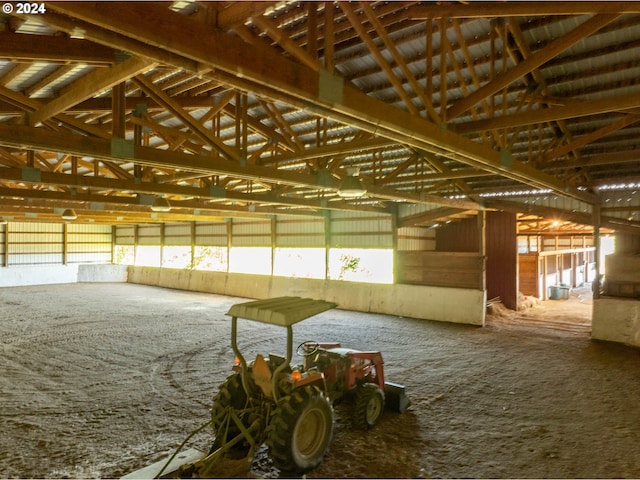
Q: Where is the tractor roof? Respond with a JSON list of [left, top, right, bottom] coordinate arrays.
[[226, 296, 337, 327]]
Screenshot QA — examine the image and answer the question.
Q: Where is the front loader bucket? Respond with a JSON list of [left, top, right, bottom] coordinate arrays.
[[384, 381, 410, 413]]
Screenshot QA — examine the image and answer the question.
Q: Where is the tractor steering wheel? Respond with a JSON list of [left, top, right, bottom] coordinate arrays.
[[296, 341, 320, 357]]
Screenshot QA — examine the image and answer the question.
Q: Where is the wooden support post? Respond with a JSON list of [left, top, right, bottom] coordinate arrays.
[[112, 82, 126, 138], [133, 224, 139, 266], [542, 256, 548, 300], [271, 216, 276, 276], [190, 221, 196, 269], [593, 204, 601, 299], [226, 218, 232, 273], [324, 211, 331, 280], [63, 223, 68, 265], [323, 2, 334, 73], [111, 225, 116, 264], [391, 206, 398, 285], [478, 210, 486, 292], [159, 223, 165, 267]]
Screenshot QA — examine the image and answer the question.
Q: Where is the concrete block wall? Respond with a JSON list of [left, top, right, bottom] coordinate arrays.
[[592, 297, 640, 348], [127, 266, 486, 326], [0, 264, 128, 287]]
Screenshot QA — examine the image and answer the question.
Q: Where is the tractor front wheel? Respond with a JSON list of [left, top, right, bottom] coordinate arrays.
[[353, 383, 385, 429], [266, 385, 333, 473]]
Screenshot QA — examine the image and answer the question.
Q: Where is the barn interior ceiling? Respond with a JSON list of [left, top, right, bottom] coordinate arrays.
[[0, 1, 639, 234]]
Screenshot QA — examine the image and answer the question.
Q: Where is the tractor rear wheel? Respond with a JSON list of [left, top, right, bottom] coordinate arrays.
[[209, 373, 250, 455], [266, 385, 333, 473], [353, 383, 385, 429]]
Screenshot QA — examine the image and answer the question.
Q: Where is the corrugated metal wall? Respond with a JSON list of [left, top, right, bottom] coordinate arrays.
[[114, 212, 417, 251], [164, 223, 192, 246], [1, 222, 112, 266], [397, 226, 435, 251], [275, 216, 324, 247], [115, 225, 136, 246], [137, 225, 162, 246], [66, 224, 112, 264], [231, 218, 271, 247], [195, 222, 227, 247], [328, 211, 393, 248], [0, 222, 6, 266], [8, 222, 63, 265]]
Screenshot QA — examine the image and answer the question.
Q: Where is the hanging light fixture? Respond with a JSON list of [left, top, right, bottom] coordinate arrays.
[[338, 175, 367, 198], [337, 175, 367, 198], [61, 209, 77, 220], [151, 196, 171, 212]]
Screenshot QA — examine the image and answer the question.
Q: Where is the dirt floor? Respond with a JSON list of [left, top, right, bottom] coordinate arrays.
[[2, 282, 640, 479]]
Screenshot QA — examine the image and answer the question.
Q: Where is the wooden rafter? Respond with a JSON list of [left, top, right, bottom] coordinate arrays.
[[29, 55, 156, 126], [359, 1, 440, 123], [132, 74, 240, 161], [446, 14, 621, 120]]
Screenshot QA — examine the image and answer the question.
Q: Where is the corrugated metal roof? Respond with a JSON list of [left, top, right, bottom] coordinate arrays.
[[0, 1, 637, 232]]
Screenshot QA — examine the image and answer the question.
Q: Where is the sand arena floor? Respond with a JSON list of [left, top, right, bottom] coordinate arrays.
[[1, 282, 639, 478]]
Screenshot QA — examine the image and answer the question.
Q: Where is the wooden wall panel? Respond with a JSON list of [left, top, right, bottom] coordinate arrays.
[[518, 254, 539, 297], [616, 232, 640, 254], [397, 251, 483, 289], [435, 217, 478, 252], [486, 211, 518, 310]]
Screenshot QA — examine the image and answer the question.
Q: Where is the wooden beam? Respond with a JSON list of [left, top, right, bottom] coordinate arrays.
[[250, 15, 321, 71], [43, 2, 598, 205], [397, 207, 470, 228], [446, 14, 620, 120], [132, 74, 240, 161], [408, 2, 640, 19], [0, 31, 115, 64], [456, 93, 640, 134], [29, 56, 156, 126], [340, 3, 419, 116], [542, 115, 640, 163], [359, 1, 440, 123], [0, 125, 479, 211]]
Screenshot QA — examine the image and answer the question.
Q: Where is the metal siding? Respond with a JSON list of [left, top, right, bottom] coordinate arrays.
[[66, 224, 112, 264], [164, 223, 192, 246], [115, 226, 136, 245], [397, 226, 436, 251], [231, 219, 271, 247], [275, 217, 325, 247], [195, 222, 227, 247], [329, 213, 393, 248], [7, 222, 63, 265], [137, 225, 161, 245], [515, 194, 592, 215], [0, 224, 5, 264]]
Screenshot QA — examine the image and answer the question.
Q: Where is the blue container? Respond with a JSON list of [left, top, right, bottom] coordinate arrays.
[[549, 285, 570, 300]]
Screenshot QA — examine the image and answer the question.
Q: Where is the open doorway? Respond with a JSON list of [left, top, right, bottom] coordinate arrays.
[[487, 214, 615, 336]]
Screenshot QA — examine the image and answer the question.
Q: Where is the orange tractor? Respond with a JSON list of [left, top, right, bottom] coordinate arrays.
[[152, 296, 409, 478]]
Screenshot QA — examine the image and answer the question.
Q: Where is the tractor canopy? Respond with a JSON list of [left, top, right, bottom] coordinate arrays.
[[226, 296, 337, 327]]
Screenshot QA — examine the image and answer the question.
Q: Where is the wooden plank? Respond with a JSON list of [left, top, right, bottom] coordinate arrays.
[[121, 448, 205, 479], [397, 251, 483, 289]]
